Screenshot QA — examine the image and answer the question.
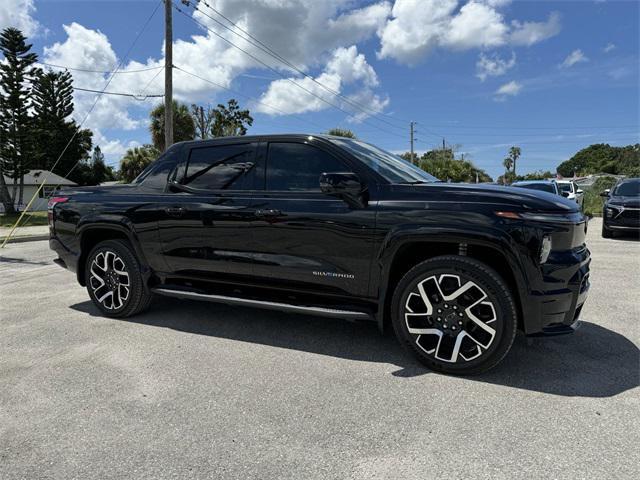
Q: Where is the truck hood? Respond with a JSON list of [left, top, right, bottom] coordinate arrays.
[[387, 182, 579, 213]]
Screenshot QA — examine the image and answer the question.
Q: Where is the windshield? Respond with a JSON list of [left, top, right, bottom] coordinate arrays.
[[614, 180, 640, 196], [327, 137, 439, 184], [558, 183, 572, 193]]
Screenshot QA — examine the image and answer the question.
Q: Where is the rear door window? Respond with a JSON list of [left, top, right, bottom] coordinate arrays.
[[183, 143, 257, 191]]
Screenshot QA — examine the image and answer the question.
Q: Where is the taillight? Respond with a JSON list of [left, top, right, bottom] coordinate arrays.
[[48, 196, 69, 226], [48, 196, 69, 209]]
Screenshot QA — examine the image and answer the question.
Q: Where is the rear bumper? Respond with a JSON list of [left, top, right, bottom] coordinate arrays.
[[524, 247, 591, 336], [49, 237, 79, 275]]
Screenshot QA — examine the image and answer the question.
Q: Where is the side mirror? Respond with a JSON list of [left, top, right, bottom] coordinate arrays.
[[319, 172, 366, 207], [600, 189, 610, 197], [576, 189, 583, 194], [561, 191, 570, 198]]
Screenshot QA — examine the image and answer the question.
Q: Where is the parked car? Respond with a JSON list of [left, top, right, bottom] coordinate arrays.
[[556, 180, 584, 207], [48, 135, 590, 375], [601, 177, 640, 238], [511, 179, 561, 196]]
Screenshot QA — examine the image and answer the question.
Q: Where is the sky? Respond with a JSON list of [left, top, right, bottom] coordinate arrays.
[[1, 0, 638, 179]]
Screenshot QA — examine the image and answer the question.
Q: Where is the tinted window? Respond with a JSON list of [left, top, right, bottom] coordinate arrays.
[[266, 142, 346, 191], [137, 146, 180, 191], [184, 144, 256, 190], [516, 183, 556, 193], [614, 180, 640, 196]]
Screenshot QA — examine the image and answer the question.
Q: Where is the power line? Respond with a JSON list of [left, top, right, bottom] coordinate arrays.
[[73, 86, 164, 98], [191, 0, 409, 132], [173, 1, 407, 140], [38, 62, 163, 74], [173, 64, 329, 132], [2, 0, 163, 247]]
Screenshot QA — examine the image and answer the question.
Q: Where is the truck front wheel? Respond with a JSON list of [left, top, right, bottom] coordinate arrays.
[[84, 239, 153, 318], [391, 255, 517, 375]]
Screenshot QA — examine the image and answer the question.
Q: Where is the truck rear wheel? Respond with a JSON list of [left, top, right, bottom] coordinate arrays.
[[391, 255, 517, 375], [84, 239, 153, 318]]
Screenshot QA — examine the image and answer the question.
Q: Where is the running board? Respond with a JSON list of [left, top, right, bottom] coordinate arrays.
[[151, 287, 373, 320]]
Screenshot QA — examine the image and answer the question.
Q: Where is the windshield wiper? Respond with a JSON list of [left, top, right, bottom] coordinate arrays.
[[398, 180, 430, 185]]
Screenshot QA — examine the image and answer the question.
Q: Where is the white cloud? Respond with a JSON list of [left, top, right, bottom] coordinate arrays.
[[377, 1, 561, 65], [255, 45, 385, 121], [603, 42, 616, 53], [39, 1, 393, 134], [560, 49, 588, 68], [0, 0, 40, 37], [508, 12, 561, 46], [377, 0, 458, 64], [442, 1, 509, 50], [476, 51, 516, 81], [494, 80, 522, 99]]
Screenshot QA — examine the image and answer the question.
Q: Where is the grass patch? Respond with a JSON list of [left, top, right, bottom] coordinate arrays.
[[0, 211, 49, 228], [581, 176, 618, 217]]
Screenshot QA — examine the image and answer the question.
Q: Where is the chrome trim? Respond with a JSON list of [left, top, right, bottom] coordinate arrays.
[[152, 288, 372, 320]]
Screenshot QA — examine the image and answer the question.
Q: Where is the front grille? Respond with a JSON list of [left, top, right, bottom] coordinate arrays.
[[617, 208, 640, 225]]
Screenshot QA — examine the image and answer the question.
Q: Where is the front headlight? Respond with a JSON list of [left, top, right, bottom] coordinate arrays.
[[606, 205, 621, 218], [540, 235, 552, 264]]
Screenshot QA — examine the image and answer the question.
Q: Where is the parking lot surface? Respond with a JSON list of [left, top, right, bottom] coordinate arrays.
[[1, 218, 638, 479]]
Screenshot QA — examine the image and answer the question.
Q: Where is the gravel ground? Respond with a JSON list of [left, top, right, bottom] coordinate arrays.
[[1, 217, 638, 480]]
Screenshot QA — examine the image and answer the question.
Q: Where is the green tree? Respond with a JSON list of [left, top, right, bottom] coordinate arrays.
[[74, 146, 116, 185], [327, 128, 356, 138], [31, 69, 93, 182], [150, 101, 195, 151], [211, 99, 253, 137], [119, 145, 159, 183], [0, 27, 38, 210], [557, 143, 640, 177], [412, 148, 492, 183]]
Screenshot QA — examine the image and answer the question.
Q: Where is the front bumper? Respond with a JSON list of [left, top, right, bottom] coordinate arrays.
[[604, 208, 640, 230], [525, 246, 591, 336]]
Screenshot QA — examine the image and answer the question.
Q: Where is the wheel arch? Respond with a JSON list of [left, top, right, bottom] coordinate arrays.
[[375, 232, 528, 334], [76, 223, 150, 287]]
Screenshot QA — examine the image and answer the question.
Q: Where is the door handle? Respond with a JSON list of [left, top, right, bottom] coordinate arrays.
[[165, 206, 186, 217], [255, 208, 281, 217]]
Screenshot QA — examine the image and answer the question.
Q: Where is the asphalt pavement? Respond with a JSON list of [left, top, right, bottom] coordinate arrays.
[[1, 217, 638, 479]]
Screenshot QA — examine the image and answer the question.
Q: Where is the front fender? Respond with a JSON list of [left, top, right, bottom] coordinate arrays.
[[373, 223, 530, 332]]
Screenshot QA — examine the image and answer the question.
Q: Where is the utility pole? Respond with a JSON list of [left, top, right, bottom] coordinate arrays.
[[164, 0, 173, 151], [410, 121, 415, 165], [442, 138, 446, 150]]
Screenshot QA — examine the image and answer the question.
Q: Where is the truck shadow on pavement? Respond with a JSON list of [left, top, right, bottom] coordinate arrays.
[[72, 297, 639, 398]]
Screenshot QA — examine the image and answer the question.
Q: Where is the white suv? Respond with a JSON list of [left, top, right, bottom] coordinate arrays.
[[556, 180, 584, 207]]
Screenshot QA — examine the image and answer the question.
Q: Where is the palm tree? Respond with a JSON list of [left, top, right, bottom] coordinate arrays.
[[508, 146, 521, 178], [149, 101, 195, 152], [119, 145, 159, 183]]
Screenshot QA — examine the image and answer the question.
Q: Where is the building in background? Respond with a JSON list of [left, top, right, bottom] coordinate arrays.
[[1, 170, 77, 212]]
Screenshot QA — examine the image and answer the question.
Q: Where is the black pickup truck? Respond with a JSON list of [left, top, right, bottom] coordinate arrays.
[[49, 134, 591, 374]]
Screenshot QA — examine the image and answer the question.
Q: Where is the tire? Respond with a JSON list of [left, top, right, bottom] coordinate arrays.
[[84, 239, 153, 318], [391, 255, 517, 375], [601, 221, 613, 238]]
